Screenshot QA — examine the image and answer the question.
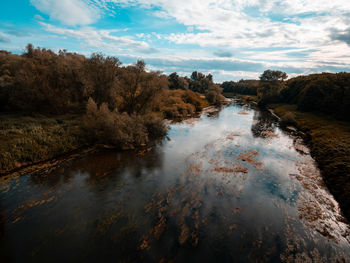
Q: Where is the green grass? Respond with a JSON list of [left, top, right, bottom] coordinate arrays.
[[269, 103, 350, 220], [0, 114, 86, 174]]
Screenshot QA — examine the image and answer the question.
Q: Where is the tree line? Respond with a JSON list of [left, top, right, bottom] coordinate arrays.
[[221, 69, 350, 121], [0, 44, 224, 149], [221, 79, 259, 95]]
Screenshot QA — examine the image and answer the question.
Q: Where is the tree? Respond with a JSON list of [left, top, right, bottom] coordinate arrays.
[[168, 72, 189, 90], [189, 71, 212, 93], [258, 70, 287, 105], [116, 60, 168, 114], [83, 53, 121, 108], [205, 85, 225, 105], [260, 70, 287, 82]]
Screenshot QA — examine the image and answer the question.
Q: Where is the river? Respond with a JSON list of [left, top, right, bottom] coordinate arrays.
[[1, 100, 349, 262]]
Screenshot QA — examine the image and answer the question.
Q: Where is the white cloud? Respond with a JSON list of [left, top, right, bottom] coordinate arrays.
[[22, 0, 350, 80], [100, 0, 350, 77], [40, 22, 157, 53], [0, 33, 11, 43], [104, 1, 350, 51], [30, 0, 100, 26]]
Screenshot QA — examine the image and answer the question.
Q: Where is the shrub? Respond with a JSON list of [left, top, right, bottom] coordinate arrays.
[[158, 90, 206, 119], [205, 86, 225, 106], [84, 98, 167, 149]]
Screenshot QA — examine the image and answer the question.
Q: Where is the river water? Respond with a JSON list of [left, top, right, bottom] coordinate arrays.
[[1, 101, 349, 262]]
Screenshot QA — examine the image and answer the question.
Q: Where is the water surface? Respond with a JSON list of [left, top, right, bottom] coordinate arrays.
[[1, 101, 349, 262]]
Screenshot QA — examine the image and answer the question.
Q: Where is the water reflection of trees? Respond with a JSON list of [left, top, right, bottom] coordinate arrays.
[[251, 110, 278, 138], [29, 148, 164, 188]]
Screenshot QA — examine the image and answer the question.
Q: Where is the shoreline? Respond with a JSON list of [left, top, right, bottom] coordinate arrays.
[[231, 95, 350, 221], [268, 104, 350, 222], [0, 104, 226, 178]]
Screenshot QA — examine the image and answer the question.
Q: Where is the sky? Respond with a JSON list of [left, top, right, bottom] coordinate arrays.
[[1, 0, 350, 82]]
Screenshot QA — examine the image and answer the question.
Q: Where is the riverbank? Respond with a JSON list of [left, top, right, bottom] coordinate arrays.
[[0, 102, 224, 176], [223, 93, 258, 104], [0, 114, 87, 176], [268, 103, 350, 221]]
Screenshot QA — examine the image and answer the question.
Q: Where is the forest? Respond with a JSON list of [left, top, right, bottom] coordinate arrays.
[[0, 44, 224, 174], [222, 70, 350, 121], [221, 79, 259, 96]]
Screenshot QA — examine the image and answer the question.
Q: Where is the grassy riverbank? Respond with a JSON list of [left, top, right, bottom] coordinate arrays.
[[0, 114, 86, 175], [269, 103, 350, 220], [0, 97, 211, 175]]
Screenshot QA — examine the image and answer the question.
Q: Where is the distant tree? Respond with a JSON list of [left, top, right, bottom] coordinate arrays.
[[24, 43, 34, 58], [168, 72, 189, 90], [260, 70, 287, 82], [189, 71, 212, 93], [258, 70, 287, 105], [205, 85, 225, 105], [221, 80, 259, 95], [206, 73, 213, 82]]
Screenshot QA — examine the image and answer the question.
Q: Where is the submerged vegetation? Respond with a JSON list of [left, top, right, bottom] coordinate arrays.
[[0, 44, 223, 174]]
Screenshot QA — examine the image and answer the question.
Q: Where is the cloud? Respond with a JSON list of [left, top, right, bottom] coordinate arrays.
[[5, 29, 31, 37], [214, 51, 233, 58], [0, 23, 33, 37], [40, 23, 158, 54], [0, 34, 10, 43], [330, 27, 350, 46], [116, 0, 350, 76], [5, 0, 349, 82], [107, 1, 350, 57], [30, 0, 100, 26], [115, 54, 267, 77]]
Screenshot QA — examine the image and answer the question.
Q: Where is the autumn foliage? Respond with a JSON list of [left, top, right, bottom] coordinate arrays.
[[0, 44, 217, 149]]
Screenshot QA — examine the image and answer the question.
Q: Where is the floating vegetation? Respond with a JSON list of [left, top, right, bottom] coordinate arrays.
[[293, 139, 309, 154], [237, 150, 263, 168], [261, 131, 279, 137], [226, 132, 241, 141]]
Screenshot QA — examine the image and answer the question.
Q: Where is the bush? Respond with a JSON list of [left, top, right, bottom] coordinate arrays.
[[158, 90, 206, 119], [84, 98, 167, 149], [205, 86, 225, 106], [142, 113, 168, 139]]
